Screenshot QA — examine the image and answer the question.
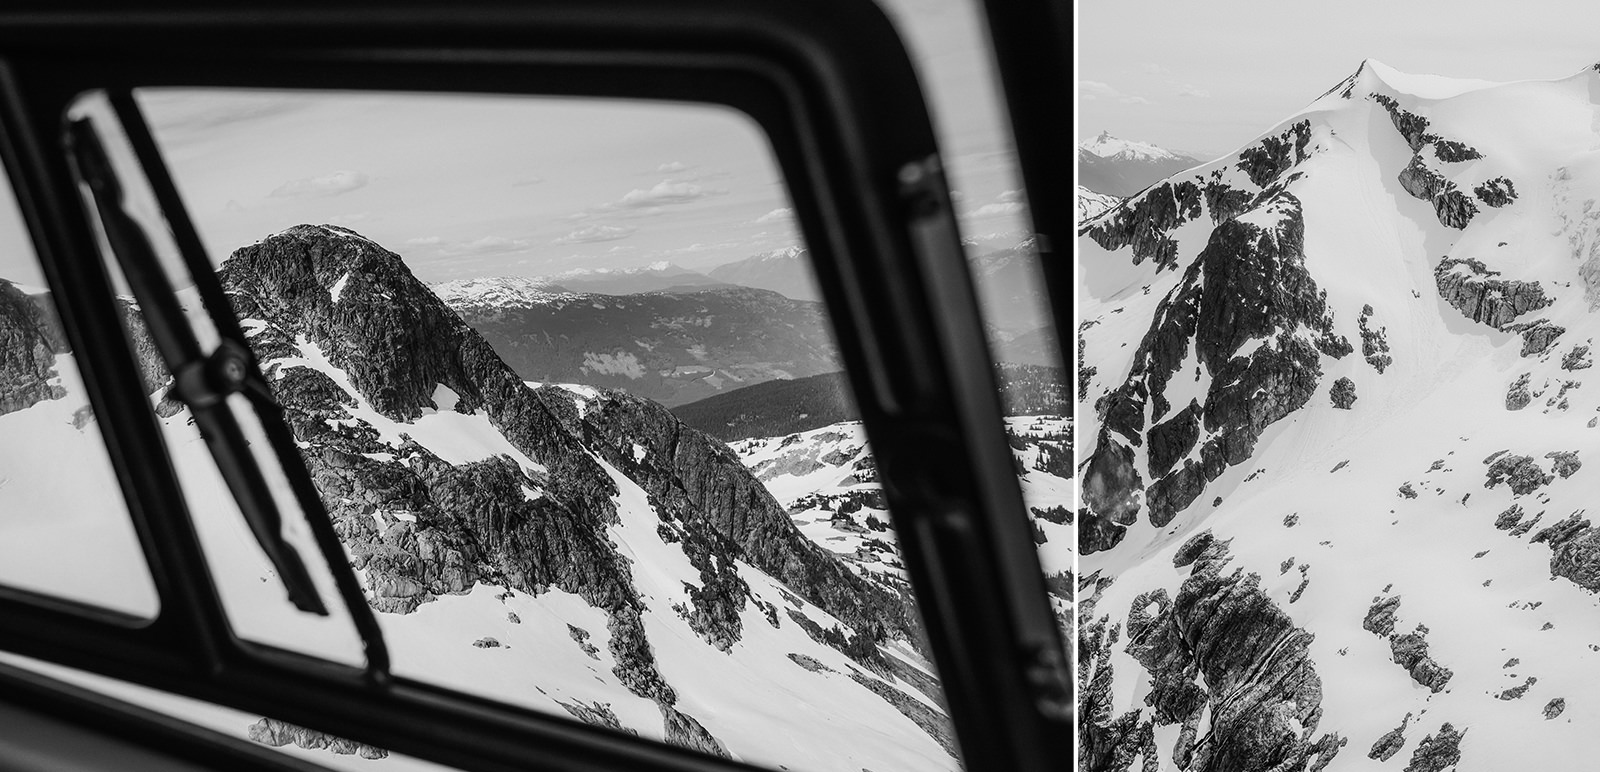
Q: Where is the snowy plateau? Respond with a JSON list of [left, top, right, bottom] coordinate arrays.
[[0, 223, 1067, 772], [1080, 59, 1600, 771]]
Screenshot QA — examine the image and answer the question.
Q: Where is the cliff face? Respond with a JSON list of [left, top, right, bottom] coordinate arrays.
[[0, 281, 67, 416]]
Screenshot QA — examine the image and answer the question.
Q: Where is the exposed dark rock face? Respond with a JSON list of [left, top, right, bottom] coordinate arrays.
[[1389, 630, 1453, 692], [1364, 596, 1452, 692], [1330, 377, 1357, 409], [847, 672, 961, 758], [1358, 305, 1393, 373], [1402, 723, 1464, 772], [1474, 177, 1518, 207], [1104, 532, 1338, 772], [1083, 190, 1350, 545], [557, 700, 636, 734], [661, 705, 731, 759], [1506, 374, 1533, 410], [0, 281, 68, 416], [1484, 454, 1553, 495], [1368, 713, 1411, 761], [1496, 676, 1536, 700], [1373, 95, 1483, 229], [1084, 179, 1204, 270], [1433, 257, 1552, 329], [1495, 504, 1524, 530], [1544, 698, 1566, 719], [1511, 319, 1565, 357], [1561, 344, 1592, 370], [1236, 121, 1313, 188], [1546, 450, 1581, 478], [1532, 513, 1600, 592], [1433, 140, 1482, 163], [248, 718, 388, 759], [1078, 614, 1154, 772], [1372, 94, 1435, 151]]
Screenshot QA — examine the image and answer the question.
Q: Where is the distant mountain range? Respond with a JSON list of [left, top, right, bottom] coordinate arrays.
[[1077, 130, 1201, 197], [543, 261, 730, 295], [672, 363, 1067, 442], [435, 279, 838, 407], [705, 246, 820, 302]]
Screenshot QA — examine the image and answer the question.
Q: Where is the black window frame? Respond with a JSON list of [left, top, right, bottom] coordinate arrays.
[[0, 2, 1070, 771]]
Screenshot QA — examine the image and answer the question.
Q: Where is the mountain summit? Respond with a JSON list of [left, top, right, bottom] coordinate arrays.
[[1079, 61, 1600, 770], [1077, 131, 1200, 197]]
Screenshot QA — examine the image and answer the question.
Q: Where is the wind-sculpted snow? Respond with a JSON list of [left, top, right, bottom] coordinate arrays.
[[1080, 59, 1600, 771]]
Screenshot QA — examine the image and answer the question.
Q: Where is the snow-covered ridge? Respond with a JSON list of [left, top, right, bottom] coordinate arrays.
[[1079, 130, 1190, 163], [431, 276, 580, 309]]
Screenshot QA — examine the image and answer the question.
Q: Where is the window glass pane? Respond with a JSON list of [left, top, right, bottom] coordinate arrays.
[[875, 0, 1072, 629], [0, 143, 159, 619], [0, 651, 456, 771], [137, 88, 959, 771]]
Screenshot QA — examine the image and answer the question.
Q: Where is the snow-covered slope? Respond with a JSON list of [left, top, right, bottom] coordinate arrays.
[[1079, 59, 1600, 771], [1078, 185, 1121, 222]]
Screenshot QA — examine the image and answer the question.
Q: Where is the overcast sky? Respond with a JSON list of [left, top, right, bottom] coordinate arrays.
[[1079, 0, 1600, 159], [0, 0, 1028, 289]]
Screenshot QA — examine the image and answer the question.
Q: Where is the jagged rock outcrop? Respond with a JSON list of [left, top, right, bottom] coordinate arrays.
[[1084, 179, 1203, 270], [1358, 304, 1393, 373], [1368, 713, 1411, 760], [1484, 454, 1553, 495], [0, 281, 68, 416], [248, 718, 388, 759], [1531, 513, 1600, 592], [1330, 377, 1357, 409], [1363, 596, 1452, 692], [1505, 374, 1533, 410], [1102, 532, 1338, 772], [1402, 723, 1464, 772], [1083, 189, 1350, 543], [1474, 177, 1517, 207], [1433, 257, 1551, 330], [1373, 94, 1484, 229]]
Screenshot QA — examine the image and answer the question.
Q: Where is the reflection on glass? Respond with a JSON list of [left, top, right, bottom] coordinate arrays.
[[137, 88, 960, 771]]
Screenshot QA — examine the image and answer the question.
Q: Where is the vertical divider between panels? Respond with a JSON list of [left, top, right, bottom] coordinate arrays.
[[0, 63, 227, 673], [106, 90, 392, 682]]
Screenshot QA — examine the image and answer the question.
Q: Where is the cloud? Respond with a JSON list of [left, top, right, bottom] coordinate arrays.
[[614, 180, 719, 208], [446, 236, 531, 255], [269, 170, 370, 198], [754, 207, 793, 224], [511, 176, 545, 187], [655, 161, 688, 173], [968, 202, 1026, 218], [327, 212, 373, 226], [554, 224, 636, 244], [406, 234, 532, 256], [997, 189, 1024, 203], [1079, 81, 1150, 105], [1178, 85, 1211, 98]]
